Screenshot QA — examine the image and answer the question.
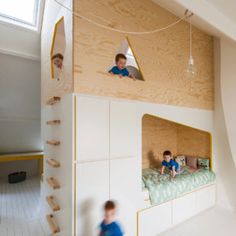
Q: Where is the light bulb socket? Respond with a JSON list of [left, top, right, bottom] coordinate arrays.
[[188, 55, 194, 65]]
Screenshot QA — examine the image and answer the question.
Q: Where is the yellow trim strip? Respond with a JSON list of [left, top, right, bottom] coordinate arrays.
[[126, 37, 145, 81], [74, 95, 77, 236], [209, 133, 213, 170], [0, 154, 44, 175], [50, 16, 64, 79]]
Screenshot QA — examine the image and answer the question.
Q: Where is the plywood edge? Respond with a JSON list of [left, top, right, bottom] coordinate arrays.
[[46, 140, 61, 146], [46, 96, 61, 105], [46, 177, 60, 189], [46, 120, 61, 125], [46, 158, 61, 168], [46, 214, 60, 234], [46, 196, 60, 212]]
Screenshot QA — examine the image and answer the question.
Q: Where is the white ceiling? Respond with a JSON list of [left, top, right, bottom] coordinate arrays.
[[206, 0, 236, 24], [153, 0, 236, 42], [0, 0, 45, 60]]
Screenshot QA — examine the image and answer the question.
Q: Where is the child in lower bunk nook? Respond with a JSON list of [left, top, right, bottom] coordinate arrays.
[[99, 200, 124, 236], [160, 150, 180, 178], [109, 53, 136, 81]]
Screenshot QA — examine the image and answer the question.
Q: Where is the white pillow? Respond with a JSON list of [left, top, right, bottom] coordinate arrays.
[[175, 155, 186, 167]]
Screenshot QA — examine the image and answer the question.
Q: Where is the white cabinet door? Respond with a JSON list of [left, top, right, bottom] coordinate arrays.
[[138, 202, 172, 236], [76, 96, 109, 162], [196, 184, 216, 214], [110, 100, 137, 159], [110, 157, 140, 236], [76, 161, 109, 236], [172, 192, 196, 225]]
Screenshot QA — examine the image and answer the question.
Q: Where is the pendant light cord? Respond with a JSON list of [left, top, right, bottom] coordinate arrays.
[[54, 0, 193, 35], [189, 16, 193, 58]]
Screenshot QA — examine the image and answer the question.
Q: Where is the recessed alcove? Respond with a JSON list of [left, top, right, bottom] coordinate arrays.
[[142, 114, 212, 169]]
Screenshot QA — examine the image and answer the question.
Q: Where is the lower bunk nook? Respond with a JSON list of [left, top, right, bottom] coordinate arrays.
[[139, 114, 216, 234]]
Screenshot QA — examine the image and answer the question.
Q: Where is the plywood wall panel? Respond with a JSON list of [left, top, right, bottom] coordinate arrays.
[[142, 115, 178, 169], [177, 125, 211, 158], [142, 115, 211, 169], [73, 0, 214, 110]]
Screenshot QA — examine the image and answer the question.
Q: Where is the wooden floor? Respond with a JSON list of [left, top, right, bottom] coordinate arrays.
[[0, 177, 46, 236], [1, 177, 235, 236], [159, 206, 236, 236]]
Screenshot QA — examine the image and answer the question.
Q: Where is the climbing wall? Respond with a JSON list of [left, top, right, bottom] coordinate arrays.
[[41, 95, 74, 235]]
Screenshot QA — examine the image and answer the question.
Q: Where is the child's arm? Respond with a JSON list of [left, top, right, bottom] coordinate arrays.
[[171, 166, 176, 177], [129, 74, 136, 81], [109, 66, 116, 75], [160, 166, 165, 175]]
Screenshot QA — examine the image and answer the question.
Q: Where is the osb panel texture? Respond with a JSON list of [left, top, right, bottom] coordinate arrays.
[[177, 125, 211, 158], [73, 0, 214, 110], [142, 115, 211, 169]]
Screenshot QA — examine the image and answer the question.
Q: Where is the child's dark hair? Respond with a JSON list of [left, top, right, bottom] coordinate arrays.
[[115, 53, 127, 63], [52, 53, 64, 61], [104, 200, 116, 210], [163, 150, 172, 156]]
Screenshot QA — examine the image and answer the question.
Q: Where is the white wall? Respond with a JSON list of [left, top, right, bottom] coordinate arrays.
[[0, 53, 42, 154], [0, 23, 40, 60], [220, 38, 236, 166], [213, 37, 236, 211]]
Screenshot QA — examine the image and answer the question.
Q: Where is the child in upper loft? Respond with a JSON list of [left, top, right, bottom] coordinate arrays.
[[160, 150, 180, 178], [99, 200, 123, 236], [52, 53, 63, 69], [109, 53, 136, 80]]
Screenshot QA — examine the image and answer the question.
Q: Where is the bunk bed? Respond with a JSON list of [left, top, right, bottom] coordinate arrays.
[[142, 166, 216, 206]]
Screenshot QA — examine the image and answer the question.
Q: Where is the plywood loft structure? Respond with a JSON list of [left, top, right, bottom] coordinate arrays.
[[41, 0, 217, 235]]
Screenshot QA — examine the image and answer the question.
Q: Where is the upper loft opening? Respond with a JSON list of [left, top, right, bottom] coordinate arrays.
[[50, 17, 66, 80], [0, 0, 43, 31], [108, 38, 144, 81]]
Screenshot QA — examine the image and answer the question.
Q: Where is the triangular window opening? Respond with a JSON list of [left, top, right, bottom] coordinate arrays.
[[108, 39, 144, 81], [50, 17, 66, 80]]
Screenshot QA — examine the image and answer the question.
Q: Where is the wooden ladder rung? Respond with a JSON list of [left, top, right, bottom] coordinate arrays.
[[46, 214, 60, 234], [46, 140, 60, 146], [46, 120, 61, 125], [46, 159, 60, 168], [46, 96, 61, 105], [46, 196, 60, 212], [46, 177, 60, 189]]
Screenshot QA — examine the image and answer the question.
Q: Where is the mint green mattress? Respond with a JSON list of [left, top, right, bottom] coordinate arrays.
[[142, 167, 216, 205]]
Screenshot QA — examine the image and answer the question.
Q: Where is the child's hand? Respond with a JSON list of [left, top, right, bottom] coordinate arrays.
[[118, 74, 123, 78], [172, 171, 176, 178], [130, 75, 136, 81]]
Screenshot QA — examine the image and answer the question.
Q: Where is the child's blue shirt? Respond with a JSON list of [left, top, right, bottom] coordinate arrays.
[[99, 221, 123, 236], [109, 66, 129, 77], [162, 159, 179, 170]]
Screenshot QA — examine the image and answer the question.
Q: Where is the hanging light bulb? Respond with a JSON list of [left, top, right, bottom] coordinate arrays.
[[186, 14, 197, 78]]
